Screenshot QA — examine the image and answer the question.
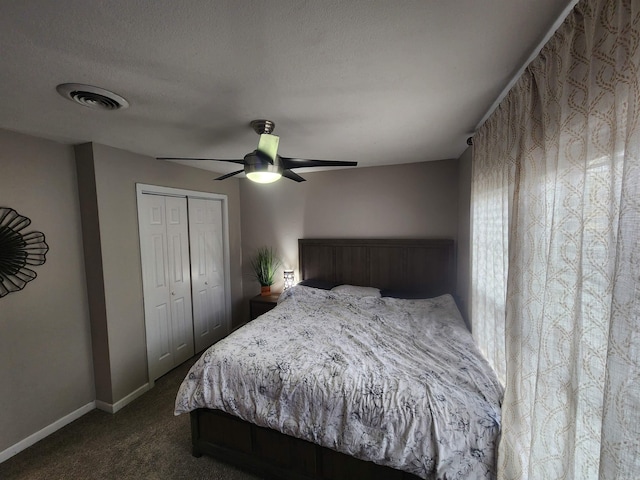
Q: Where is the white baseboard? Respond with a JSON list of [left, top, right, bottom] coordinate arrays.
[[0, 401, 96, 464], [1, 382, 152, 464], [95, 382, 150, 414]]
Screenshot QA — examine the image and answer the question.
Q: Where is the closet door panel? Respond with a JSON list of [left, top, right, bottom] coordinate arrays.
[[165, 196, 195, 365], [156, 303, 171, 361], [139, 194, 174, 380], [189, 197, 228, 352], [139, 194, 194, 381]]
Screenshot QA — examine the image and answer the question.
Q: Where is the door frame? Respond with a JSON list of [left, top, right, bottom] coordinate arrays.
[[136, 183, 232, 386]]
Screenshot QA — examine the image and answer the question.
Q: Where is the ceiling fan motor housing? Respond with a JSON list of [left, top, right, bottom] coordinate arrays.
[[244, 151, 283, 183], [250, 119, 275, 135]]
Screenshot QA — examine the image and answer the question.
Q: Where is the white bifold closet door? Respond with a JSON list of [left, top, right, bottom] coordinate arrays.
[[139, 194, 195, 381], [188, 197, 227, 352]]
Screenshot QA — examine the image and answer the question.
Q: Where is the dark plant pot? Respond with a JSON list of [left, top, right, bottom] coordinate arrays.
[[260, 285, 271, 296]]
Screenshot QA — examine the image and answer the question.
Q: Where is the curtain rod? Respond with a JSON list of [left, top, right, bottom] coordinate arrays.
[[473, 0, 580, 133]]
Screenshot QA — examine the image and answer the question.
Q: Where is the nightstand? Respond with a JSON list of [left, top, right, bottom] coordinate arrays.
[[249, 293, 280, 320]]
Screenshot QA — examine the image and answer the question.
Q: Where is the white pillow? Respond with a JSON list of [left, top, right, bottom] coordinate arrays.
[[331, 284, 381, 298]]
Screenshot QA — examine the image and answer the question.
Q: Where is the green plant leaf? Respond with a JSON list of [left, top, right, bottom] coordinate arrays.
[[249, 246, 282, 286]]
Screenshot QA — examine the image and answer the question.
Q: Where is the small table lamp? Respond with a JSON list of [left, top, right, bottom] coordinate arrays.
[[283, 269, 295, 290]]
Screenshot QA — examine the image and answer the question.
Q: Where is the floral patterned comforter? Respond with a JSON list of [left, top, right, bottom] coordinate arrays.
[[175, 285, 503, 480]]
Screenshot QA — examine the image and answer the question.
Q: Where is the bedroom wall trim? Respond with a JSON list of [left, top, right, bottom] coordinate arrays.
[[0, 401, 96, 463], [95, 382, 150, 414]]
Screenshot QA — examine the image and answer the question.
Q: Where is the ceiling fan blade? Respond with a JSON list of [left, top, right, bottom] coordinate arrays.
[[157, 157, 246, 165], [246, 150, 275, 165], [282, 169, 306, 182], [279, 157, 358, 169], [215, 169, 245, 180]]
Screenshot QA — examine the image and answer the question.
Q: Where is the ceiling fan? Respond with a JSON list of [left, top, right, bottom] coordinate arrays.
[[158, 120, 357, 183]]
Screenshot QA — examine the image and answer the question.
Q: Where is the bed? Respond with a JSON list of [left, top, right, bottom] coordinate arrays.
[[175, 239, 503, 480]]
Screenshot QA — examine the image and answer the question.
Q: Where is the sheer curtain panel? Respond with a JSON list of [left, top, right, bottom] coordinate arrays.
[[471, 0, 640, 478]]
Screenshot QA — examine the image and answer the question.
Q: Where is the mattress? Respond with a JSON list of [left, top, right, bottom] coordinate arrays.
[[175, 285, 503, 479]]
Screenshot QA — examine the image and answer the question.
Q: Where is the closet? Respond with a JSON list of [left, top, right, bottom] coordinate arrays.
[[136, 185, 231, 382]]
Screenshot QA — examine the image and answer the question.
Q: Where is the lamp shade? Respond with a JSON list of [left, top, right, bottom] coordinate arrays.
[[283, 269, 295, 290]]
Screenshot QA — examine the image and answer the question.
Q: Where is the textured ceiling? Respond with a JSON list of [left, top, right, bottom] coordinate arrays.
[[0, 0, 574, 175]]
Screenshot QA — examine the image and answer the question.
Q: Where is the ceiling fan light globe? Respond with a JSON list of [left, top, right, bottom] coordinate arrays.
[[245, 161, 283, 183], [246, 171, 282, 183]]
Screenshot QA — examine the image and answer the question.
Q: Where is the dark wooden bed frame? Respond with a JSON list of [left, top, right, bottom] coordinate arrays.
[[190, 238, 456, 480]]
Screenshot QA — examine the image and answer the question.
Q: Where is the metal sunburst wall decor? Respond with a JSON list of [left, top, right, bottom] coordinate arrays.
[[0, 207, 49, 298]]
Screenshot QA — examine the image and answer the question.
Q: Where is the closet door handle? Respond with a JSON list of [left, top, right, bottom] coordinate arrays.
[[171, 291, 176, 296]]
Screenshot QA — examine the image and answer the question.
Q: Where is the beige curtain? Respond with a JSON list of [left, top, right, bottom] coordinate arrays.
[[471, 0, 640, 478]]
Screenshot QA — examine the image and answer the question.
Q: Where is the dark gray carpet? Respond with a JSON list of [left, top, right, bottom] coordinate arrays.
[[0, 356, 262, 479]]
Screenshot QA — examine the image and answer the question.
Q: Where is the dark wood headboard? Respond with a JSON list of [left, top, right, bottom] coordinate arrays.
[[299, 238, 455, 297]]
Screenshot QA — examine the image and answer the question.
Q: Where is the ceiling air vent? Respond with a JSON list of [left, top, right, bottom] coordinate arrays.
[[56, 83, 129, 111]]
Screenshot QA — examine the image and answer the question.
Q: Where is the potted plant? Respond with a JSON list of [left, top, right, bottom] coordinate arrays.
[[250, 246, 281, 296]]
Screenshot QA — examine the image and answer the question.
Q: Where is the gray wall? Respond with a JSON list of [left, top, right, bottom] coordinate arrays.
[[0, 131, 246, 455], [0, 129, 94, 453], [77, 142, 244, 405], [240, 160, 460, 301]]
